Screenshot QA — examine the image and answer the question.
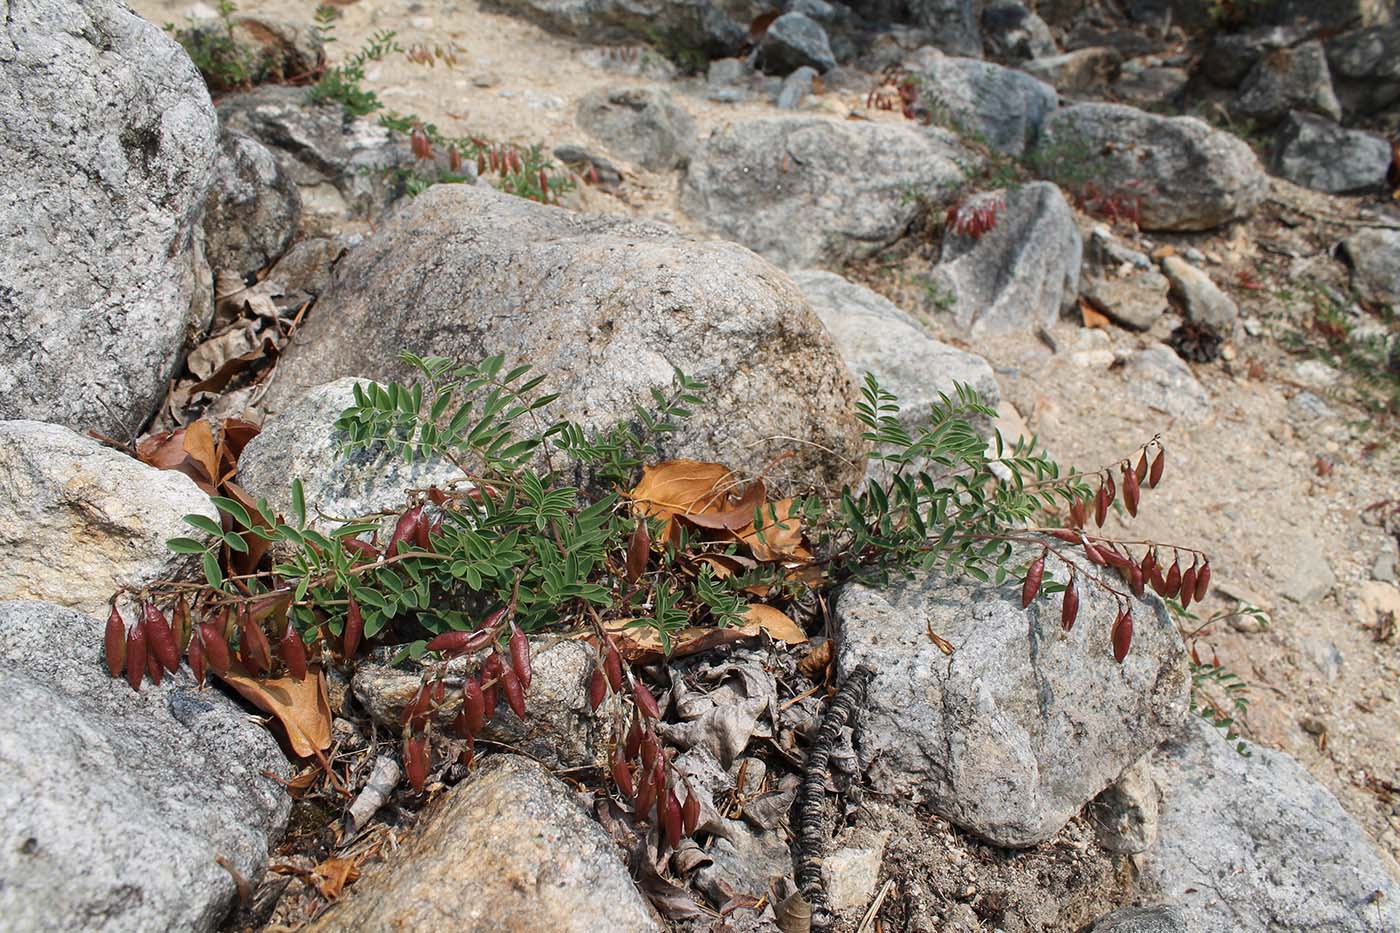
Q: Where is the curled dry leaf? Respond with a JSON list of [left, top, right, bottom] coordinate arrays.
[[599, 604, 807, 665], [311, 857, 361, 900], [219, 669, 333, 757]]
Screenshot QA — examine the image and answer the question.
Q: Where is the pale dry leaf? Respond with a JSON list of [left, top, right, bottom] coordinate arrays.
[[219, 668, 333, 757]]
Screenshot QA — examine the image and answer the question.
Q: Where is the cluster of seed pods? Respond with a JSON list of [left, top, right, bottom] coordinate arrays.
[[945, 193, 1004, 240], [588, 636, 700, 850], [1019, 442, 1211, 662], [104, 595, 310, 691]]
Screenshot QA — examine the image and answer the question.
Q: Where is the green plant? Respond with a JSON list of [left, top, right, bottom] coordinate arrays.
[[165, 0, 258, 92], [1283, 284, 1400, 421], [1172, 600, 1270, 754], [306, 21, 401, 118], [105, 351, 1206, 839]]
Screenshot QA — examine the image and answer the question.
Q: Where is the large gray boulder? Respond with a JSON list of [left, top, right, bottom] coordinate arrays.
[[1203, 24, 1311, 89], [1271, 111, 1393, 194], [835, 544, 1191, 847], [575, 85, 696, 172], [0, 421, 219, 618], [981, 0, 1057, 63], [308, 755, 661, 931], [0, 0, 219, 437], [1231, 40, 1342, 125], [929, 182, 1082, 337], [202, 129, 301, 276], [486, 0, 768, 57], [791, 270, 1000, 431], [681, 116, 968, 270], [1032, 103, 1268, 232], [1143, 718, 1400, 932], [907, 53, 1058, 156], [756, 12, 837, 74], [0, 600, 291, 932], [263, 184, 867, 493]]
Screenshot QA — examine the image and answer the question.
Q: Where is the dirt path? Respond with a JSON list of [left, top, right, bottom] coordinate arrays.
[[139, 0, 1400, 875]]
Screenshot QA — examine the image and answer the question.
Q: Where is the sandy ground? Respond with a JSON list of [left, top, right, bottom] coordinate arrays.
[[137, 0, 1400, 879]]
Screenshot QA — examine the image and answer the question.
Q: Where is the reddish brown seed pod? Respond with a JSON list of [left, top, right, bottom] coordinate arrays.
[[588, 667, 607, 712], [188, 628, 207, 686], [1141, 549, 1156, 578], [625, 715, 643, 760], [634, 682, 661, 719], [1070, 497, 1087, 529], [1061, 578, 1079, 632], [1180, 564, 1198, 610], [664, 789, 683, 849], [1123, 465, 1140, 518], [1049, 529, 1081, 544], [199, 620, 231, 674], [626, 521, 649, 584], [172, 596, 193, 654], [1021, 555, 1045, 609], [1104, 472, 1116, 505], [1100, 547, 1130, 570], [402, 683, 433, 731], [425, 629, 493, 656], [342, 537, 379, 562], [681, 786, 700, 836], [604, 642, 624, 692], [1094, 484, 1109, 528], [477, 152, 486, 175], [449, 146, 463, 172], [125, 621, 147, 691], [239, 606, 272, 676], [500, 664, 526, 719], [509, 623, 531, 690], [279, 625, 308, 681], [634, 764, 656, 821], [410, 125, 432, 161], [1130, 563, 1145, 599], [1194, 561, 1211, 602], [640, 732, 658, 771], [462, 677, 486, 735], [1082, 539, 1106, 566], [537, 168, 549, 197], [147, 640, 166, 685], [1112, 610, 1134, 663], [404, 734, 429, 792], [143, 603, 180, 674], [459, 732, 475, 768], [1149, 447, 1165, 488], [1164, 560, 1182, 600], [610, 744, 635, 799], [343, 595, 364, 659], [1135, 451, 1149, 484], [388, 505, 425, 556], [105, 605, 126, 679]]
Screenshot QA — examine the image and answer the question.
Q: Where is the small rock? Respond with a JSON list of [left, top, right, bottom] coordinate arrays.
[[707, 57, 751, 86], [552, 143, 623, 188], [1289, 390, 1333, 419], [1161, 255, 1239, 330], [1088, 756, 1160, 854], [1373, 545, 1398, 583], [575, 86, 696, 172], [1021, 47, 1122, 93], [203, 128, 300, 276], [1340, 228, 1400, 309], [1085, 905, 1188, 933], [1271, 111, 1392, 194], [1114, 66, 1189, 110], [776, 65, 818, 110], [906, 53, 1059, 157], [0, 421, 219, 616], [822, 844, 885, 910], [1274, 533, 1336, 604], [1088, 226, 1152, 270], [756, 12, 837, 75], [1325, 25, 1400, 116], [0, 600, 290, 932], [1082, 269, 1170, 331], [308, 755, 661, 931], [1294, 359, 1341, 387], [1232, 41, 1342, 125], [1204, 24, 1310, 88], [981, 0, 1057, 62], [1302, 638, 1345, 682], [1123, 344, 1212, 423], [1143, 718, 1399, 932], [693, 819, 794, 905]]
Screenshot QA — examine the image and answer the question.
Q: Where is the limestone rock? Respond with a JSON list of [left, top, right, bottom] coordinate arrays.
[[1143, 718, 1400, 932], [0, 0, 219, 436], [0, 421, 219, 617], [929, 182, 1082, 336], [1033, 103, 1268, 232], [309, 755, 660, 931], [834, 542, 1191, 847], [263, 184, 868, 494], [681, 115, 968, 270], [0, 600, 290, 932]]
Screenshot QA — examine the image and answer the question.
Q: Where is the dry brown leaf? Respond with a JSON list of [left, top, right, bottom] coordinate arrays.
[[735, 499, 808, 562], [1079, 298, 1111, 330], [601, 604, 807, 663], [681, 480, 766, 531], [219, 668, 332, 757], [797, 640, 833, 682], [738, 603, 807, 643], [311, 857, 361, 899], [628, 459, 735, 518], [182, 419, 219, 488]]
